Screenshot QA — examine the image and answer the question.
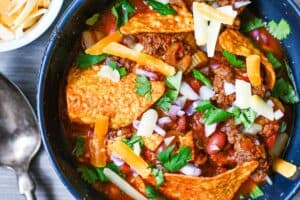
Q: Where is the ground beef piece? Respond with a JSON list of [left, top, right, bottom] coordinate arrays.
[[222, 119, 241, 144], [262, 122, 280, 138], [175, 116, 187, 133], [252, 85, 267, 98]]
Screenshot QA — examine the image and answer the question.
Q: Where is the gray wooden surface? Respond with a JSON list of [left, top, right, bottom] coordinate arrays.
[[0, 1, 299, 200]]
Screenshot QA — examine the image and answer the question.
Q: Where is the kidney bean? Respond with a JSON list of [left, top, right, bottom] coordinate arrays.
[[175, 116, 187, 133], [206, 131, 227, 155]]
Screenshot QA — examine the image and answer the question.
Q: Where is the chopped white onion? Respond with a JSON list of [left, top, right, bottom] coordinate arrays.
[[154, 125, 166, 137], [110, 153, 125, 167], [177, 110, 186, 117], [133, 143, 141, 156], [186, 104, 196, 116], [235, 79, 252, 109], [103, 168, 147, 200], [199, 85, 215, 100], [224, 81, 236, 95], [180, 82, 200, 100], [205, 123, 217, 137], [206, 20, 222, 57], [234, 1, 251, 9], [274, 110, 284, 120], [137, 109, 158, 137], [174, 96, 187, 108], [133, 43, 144, 52], [266, 99, 275, 108], [158, 117, 172, 126], [135, 68, 158, 80], [98, 65, 120, 83], [243, 123, 263, 135], [164, 136, 175, 147], [180, 163, 202, 176], [250, 95, 274, 121]]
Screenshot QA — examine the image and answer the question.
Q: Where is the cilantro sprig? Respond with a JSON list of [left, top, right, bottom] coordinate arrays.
[[222, 50, 245, 68], [74, 136, 84, 157], [108, 60, 127, 77], [232, 107, 257, 128], [267, 19, 291, 40], [145, 0, 176, 16], [272, 78, 299, 104], [192, 69, 213, 88], [242, 17, 264, 32], [112, 0, 135, 28], [266, 52, 281, 69], [152, 168, 165, 186], [135, 75, 152, 99], [76, 53, 108, 69], [157, 145, 192, 172], [249, 186, 264, 199], [122, 135, 144, 149], [145, 185, 166, 200]]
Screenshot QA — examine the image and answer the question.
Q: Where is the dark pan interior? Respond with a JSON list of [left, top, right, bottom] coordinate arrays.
[[37, 0, 300, 199]]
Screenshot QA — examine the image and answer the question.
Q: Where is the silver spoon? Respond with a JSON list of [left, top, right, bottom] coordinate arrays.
[[0, 73, 41, 200]]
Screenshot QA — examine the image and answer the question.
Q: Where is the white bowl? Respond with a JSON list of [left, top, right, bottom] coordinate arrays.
[[0, 0, 63, 52]]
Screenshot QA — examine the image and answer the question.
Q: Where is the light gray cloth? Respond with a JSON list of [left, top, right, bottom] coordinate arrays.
[[0, 1, 299, 200]]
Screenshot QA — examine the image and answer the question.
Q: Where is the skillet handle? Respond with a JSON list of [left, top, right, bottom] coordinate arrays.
[[17, 171, 35, 200]]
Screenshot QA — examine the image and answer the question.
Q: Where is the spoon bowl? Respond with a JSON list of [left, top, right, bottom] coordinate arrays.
[[0, 73, 40, 200]]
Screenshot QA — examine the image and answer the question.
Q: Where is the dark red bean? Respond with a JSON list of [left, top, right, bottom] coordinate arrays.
[[206, 131, 227, 155]]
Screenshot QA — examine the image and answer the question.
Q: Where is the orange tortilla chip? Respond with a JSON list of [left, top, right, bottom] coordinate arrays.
[[147, 161, 258, 200], [179, 131, 195, 160], [142, 134, 164, 151], [218, 29, 275, 89], [120, 5, 193, 35], [66, 67, 165, 129]]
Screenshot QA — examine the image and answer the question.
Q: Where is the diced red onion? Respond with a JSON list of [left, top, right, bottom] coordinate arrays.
[[136, 69, 158, 81], [164, 136, 175, 147], [180, 82, 200, 100], [274, 110, 284, 120], [177, 110, 185, 117], [210, 63, 220, 69], [156, 145, 164, 154], [168, 105, 181, 117], [158, 117, 172, 126], [185, 101, 200, 116], [131, 167, 139, 177], [250, 29, 260, 41], [133, 120, 140, 129], [234, 1, 251, 9], [199, 86, 215, 100], [154, 125, 166, 137], [111, 153, 125, 166], [265, 175, 273, 186], [205, 123, 217, 137], [179, 163, 202, 176], [174, 96, 187, 108]]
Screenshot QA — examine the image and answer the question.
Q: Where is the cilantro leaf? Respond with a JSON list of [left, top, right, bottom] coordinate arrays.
[[272, 78, 299, 104], [195, 100, 214, 113], [145, 0, 176, 16], [266, 52, 281, 69], [157, 145, 192, 172], [74, 136, 84, 157], [76, 53, 108, 69], [233, 108, 257, 128], [242, 17, 264, 32], [203, 108, 232, 125], [267, 19, 291, 40], [77, 167, 98, 184], [165, 71, 183, 91], [86, 13, 100, 26], [192, 69, 213, 88], [122, 135, 144, 149], [152, 168, 165, 186], [222, 50, 245, 68], [135, 75, 152, 99], [249, 186, 264, 199], [279, 121, 287, 133], [156, 95, 173, 111], [108, 60, 127, 77], [145, 185, 166, 200], [112, 0, 135, 28]]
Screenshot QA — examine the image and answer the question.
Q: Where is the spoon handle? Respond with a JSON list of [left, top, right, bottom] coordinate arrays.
[[17, 171, 35, 200]]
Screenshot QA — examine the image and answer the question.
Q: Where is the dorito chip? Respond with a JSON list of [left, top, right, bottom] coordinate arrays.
[[66, 67, 165, 129], [120, 5, 194, 35], [146, 161, 258, 200], [179, 131, 195, 160], [218, 29, 276, 89]]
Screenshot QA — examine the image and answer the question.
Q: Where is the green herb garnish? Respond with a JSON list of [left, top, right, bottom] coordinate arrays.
[[145, 185, 166, 200], [76, 52, 108, 69], [232, 108, 257, 128], [195, 100, 214, 113], [242, 17, 264, 32], [145, 0, 176, 16], [112, 0, 135, 28], [74, 136, 84, 157], [157, 145, 192, 172], [192, 69, 213, 88], [279, 121, 287, 133], [135, 75, 152, 99], [272, 78, 299, 104], [222, 50, 245, 68], [266, 52, 282, 69], [267, 19, 291, 40], [86, 13, 100, 26], [249, 186, 264, 199], [108, 60, 127, 77], [152, 168, 165, 186], [122, 135, 144, 149]]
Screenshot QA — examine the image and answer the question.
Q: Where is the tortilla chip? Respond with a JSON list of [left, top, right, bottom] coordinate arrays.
[[179, 131, 195, 160], [218, 29, 276, 89], [120, 5, 193, 35], [142, 134, 164, 151], [66, 67, 165, 129], [146, 161, 258, 200]]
